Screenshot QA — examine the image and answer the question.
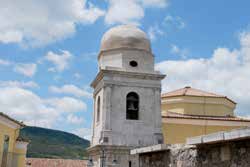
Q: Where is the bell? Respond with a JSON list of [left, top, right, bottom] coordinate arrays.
[[128, 102, 137, 110]]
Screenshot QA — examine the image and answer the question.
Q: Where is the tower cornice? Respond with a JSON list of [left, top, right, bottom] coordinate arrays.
[[91, 69, 166, 89]]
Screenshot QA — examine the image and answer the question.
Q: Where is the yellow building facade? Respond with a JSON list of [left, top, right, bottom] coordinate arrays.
[[161, 86, 250, 144], [0, 112, 28, 167]]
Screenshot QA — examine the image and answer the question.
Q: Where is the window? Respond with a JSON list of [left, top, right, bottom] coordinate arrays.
[[97, 96, 100, 123], [129, 60, 138, 67], [126, 92, 139, 120], [129, 161, 132, 167]]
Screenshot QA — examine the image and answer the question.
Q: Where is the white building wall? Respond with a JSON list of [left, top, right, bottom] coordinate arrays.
[[99, 49, 154, 73], [108, 81, 162, 147]]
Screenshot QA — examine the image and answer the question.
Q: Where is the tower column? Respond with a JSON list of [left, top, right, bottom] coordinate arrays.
[[103, 85, 112, 130]]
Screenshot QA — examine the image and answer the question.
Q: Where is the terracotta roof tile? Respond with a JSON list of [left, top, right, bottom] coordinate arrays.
[[161, 86, 236, 104], [26, 158, 87, 167]]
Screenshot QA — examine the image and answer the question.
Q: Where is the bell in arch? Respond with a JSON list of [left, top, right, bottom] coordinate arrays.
[[128, 101, 137, 110]]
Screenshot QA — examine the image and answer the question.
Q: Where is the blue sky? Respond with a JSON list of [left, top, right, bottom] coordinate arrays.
[[1, 0, 250, 139]]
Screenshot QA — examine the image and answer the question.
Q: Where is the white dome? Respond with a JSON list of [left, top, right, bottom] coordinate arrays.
[[100, 25, 151, 52]]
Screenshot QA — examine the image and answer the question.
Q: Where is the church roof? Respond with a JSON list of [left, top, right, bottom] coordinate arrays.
[[161, 86, 236, 104]]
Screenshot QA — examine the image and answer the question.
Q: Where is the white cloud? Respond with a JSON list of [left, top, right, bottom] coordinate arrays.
[[0, 80, 39, 89], [0, 87, 58, 127], [105, 0, 144, 25], [141, 0, 168, 7], [0, 59, 11, 66], [74, 73, 82, 79], [148, 25, 164, 41], [46, 97, 87, 113], [0, 30, 23, 44], [14, 63, 37, 77], [0, 87, 87, 128], [45, 50, 73, 72], [156, 30, 250, 117], [170, 44, 189, 59], [164, 15, 186, 29], [66, 114, 84, 125], [0, 0, 105, 46], [49, 84, 92, 98], [147, 15, 185, 42], [105, 0, 168, 24], [73, 128, 92, 140]]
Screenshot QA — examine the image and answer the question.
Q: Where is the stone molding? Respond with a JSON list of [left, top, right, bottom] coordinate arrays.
[[162, 117, 250, 126], [186, 127, 250, 145], [91, 69, 165, 88], [98, 47, 154, 60]]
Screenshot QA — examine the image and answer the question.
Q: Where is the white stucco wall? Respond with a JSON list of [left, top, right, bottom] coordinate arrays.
[[99, 49, 154, 73]]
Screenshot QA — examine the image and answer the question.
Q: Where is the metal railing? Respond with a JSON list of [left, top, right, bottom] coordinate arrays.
[[0, 152, 26, 167]]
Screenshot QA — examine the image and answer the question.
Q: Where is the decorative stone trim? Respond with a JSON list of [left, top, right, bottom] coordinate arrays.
[[91, 69, 165, 88], [162, 117, 250, 126]]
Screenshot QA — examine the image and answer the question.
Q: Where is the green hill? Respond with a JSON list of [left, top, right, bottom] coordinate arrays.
[[20, 126, 90, 159]]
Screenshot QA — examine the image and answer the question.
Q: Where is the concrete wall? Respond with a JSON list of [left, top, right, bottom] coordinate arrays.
[[162, 123, 242, 144], [139, 151, 169, 167], [88, 145, 139, 167], [138, 139, 250, 167]]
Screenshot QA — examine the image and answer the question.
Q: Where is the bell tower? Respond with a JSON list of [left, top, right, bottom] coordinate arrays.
[[88, 25, 165, 167]]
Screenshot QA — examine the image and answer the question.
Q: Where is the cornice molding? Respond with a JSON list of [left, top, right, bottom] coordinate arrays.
[[91, 69, 165, 88], [162, 117, 250, 126], [98, 47, 154, 60]]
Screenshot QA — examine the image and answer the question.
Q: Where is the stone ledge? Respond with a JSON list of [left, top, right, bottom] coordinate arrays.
[[186, 127, 250, 145], [130, 144, 169, 155]]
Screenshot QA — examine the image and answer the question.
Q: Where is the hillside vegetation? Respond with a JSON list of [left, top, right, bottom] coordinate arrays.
[[20, 126, 90, 159]]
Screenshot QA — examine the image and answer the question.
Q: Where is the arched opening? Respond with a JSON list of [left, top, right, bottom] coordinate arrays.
[[126, 92, 139, 120], [97, 96, 100, 123]]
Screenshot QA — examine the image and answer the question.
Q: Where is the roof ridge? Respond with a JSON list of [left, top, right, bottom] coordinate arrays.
[[188, 87, 225, 97], [162, 87, 187, 96], [0, 112, 25, 127]]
